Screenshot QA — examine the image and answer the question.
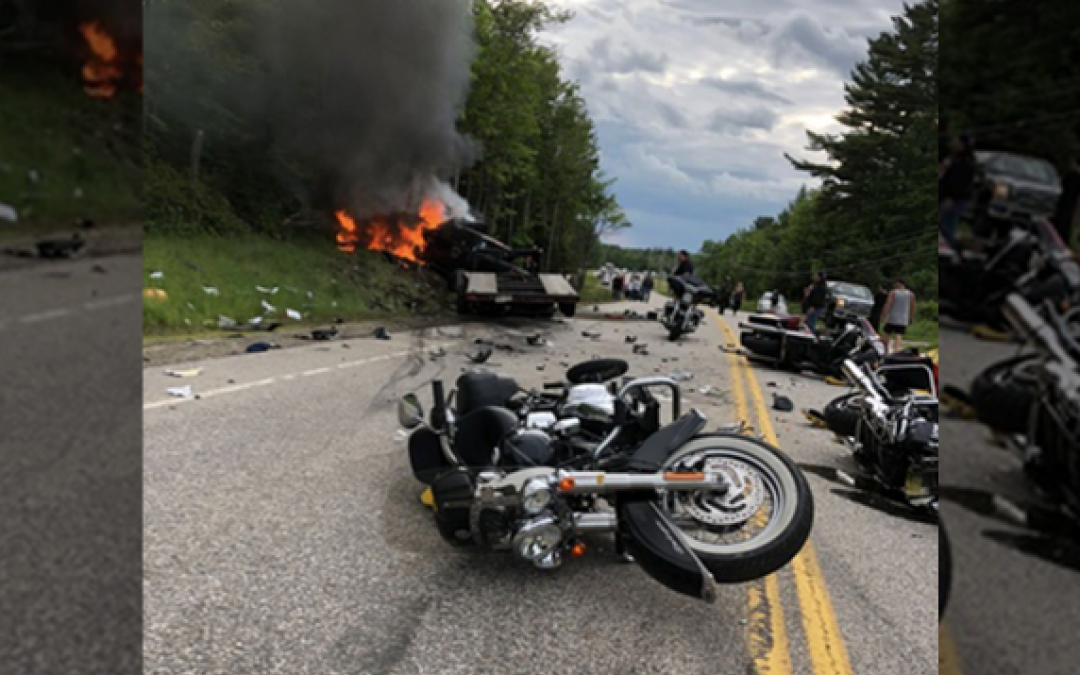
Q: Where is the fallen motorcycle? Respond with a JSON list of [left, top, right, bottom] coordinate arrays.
[[833, 359, 938, 513], [739, 312, 885, 378], [971, 294, 1080, 516], [939, 217, 1080, 329], [398, 374, 814, 602], [660, 275, 716, 341], [822, 351, 939, 437]]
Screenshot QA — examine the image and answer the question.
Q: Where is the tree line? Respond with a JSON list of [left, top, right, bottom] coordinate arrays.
[[690, 0, 938, 302], [144, 0, 628, 273]]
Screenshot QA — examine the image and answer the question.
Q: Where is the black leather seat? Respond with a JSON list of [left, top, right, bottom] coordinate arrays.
[[453, 406, 520, 468], [455, 372, 520, 416]]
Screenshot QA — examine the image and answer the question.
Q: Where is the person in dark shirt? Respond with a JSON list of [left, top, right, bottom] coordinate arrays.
[[869, 283, 889, 330], [642, 273, 654, 302], [939, 135, 976, 247], [674, 250, 694, 277], [1053, 154, 1080, 249], [804, 272, 829, 333]]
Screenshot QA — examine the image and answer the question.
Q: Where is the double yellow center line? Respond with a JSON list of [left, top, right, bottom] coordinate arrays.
[[713, 313, 855, 675]]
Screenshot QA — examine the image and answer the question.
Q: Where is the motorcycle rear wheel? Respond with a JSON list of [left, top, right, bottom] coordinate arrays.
[[823, 393, 863, 437], [658, 434, 814, 583]]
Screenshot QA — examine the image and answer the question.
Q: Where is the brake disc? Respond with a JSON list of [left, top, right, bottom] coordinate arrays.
[[676, 457, 766, 526]]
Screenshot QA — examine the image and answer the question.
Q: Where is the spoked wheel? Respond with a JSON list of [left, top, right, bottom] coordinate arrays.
[[658, 434, 814, 583]]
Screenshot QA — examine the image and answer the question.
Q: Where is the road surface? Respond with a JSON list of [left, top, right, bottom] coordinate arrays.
[[0, 254, 142, 674], [143, 296, 936, 675], [939, 323, 1080, 675]]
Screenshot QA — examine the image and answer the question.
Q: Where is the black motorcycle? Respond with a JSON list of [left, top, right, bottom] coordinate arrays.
[[398, 372, 815, 602], [739, 313, 885, 379], [939, 218, 1080, 328], [660, 275, 716, 341], [971, 294, 1080, 516], [833, 359, 939, 513]]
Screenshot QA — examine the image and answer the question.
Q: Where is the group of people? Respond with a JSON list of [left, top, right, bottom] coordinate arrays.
[[610, 271, 654, 302], [802, 272, 916, 353]]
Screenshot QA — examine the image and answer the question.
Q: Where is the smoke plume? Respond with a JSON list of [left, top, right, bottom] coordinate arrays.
[[256, 0, 478, 218]]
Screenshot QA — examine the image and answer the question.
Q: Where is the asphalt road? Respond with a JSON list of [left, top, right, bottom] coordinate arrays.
[[0, 254, 142, 674], [144, 295, 936, 675], [938, 324, 1080, 675]]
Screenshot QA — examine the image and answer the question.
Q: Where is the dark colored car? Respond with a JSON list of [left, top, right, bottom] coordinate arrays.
[[826, 281, 874, 322], [970, 151, 1060, 231]]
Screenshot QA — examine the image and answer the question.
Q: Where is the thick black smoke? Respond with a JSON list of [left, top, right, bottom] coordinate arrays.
[[256, 0, 478, 218]]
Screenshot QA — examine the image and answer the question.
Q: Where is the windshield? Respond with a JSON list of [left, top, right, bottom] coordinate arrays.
[[980, 152, 1059, 184], [828, 282, 873, 300]]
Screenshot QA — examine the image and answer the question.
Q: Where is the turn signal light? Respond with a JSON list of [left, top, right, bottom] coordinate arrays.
[[558, 477, 576, 491], [570, 542, 587, 557]]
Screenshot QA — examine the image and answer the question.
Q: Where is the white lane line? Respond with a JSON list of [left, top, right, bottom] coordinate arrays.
[[143, 344, 451, 411], [85, 293, 138, 311], [19, 308, 72, 324]]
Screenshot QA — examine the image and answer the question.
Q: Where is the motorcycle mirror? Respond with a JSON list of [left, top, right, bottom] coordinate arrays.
[[397, 393, 425, 429]]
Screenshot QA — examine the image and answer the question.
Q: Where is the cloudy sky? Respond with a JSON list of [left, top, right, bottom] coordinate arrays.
[[539, 0, 910, 250]]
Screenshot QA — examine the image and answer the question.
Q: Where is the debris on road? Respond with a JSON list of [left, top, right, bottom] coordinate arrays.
[[37, 236, 85, 259], [671, 370, 694, 382], [716, 420, 753, 435], [246, 342, 280, 353], [467, 348, 493, 364], [527, 335, 547, 346], [632, 344, 649, 356], [312, 327, 338, 341], [772, 394, 794, 412], [824, 376, 846, 386], [802, 409, 828, 428], [373, 327, 391, 340], [582, 330, 601, 339], [165, 368, 202, 378], [625, 335, 638, 343], [167, 385, 193, 399]]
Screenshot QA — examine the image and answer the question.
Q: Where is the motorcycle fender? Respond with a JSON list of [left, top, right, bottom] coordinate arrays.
[[618, 500, 717, 603]]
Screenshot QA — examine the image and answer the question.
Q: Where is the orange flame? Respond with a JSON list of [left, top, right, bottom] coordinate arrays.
[[335, 198, 447, 263], [79, 21, 124, 98]]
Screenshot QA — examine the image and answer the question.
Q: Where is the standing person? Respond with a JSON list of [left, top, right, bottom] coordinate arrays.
[[880, 279, 916, 354], [770, 289, 780, 312], [1053, 153, 1080, 250], [869, 283, 889, 331], [717, 278, 731, 315], [612, 272, 624, 301], [730, 281, 745, 314], [804, 272, 829, 333], [939, 134, 976, 248], [674, 250, 694, 277], [642, 272, 654, 302]]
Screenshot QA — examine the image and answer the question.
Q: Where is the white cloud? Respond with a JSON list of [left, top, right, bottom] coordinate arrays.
[[539, 0, 908, 249]]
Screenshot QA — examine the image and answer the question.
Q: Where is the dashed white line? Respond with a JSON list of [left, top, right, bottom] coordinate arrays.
[[143, 344, 450, 411], [19, 308, 72, 324], [0, 293, 138, 331]]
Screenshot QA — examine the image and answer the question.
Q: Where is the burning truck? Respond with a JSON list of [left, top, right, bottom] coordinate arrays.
[[336, 199, 579, 318]]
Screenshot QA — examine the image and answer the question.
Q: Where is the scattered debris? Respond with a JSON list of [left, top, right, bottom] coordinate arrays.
[[824, 376, 847, 387], [37, 236, 84, 259], [670, 370, 694, 382], [373, 327, 391, 340], [537, 364, 546, 371], [625, 335, 638, 344], [250, 317, 264, 326], [167, 385, 193, 399], [257, 285, 279, 294], [90, 264, 107, 274], [632, 344, 650, 356], [261, 300, 276, 313], [767, 382, 777, 387], [312, 327, 338, 341], [165, 368, 202, 378], [772, 394, 794, 412], [802, 409, 828, 428], [217, 315, 237, 329], [149, 270, 164, 279], [245, 342, 280, 353], [527, 335, 547, 346], [203, 286, 220, 296], [582, 330, 601, 339], [467, 348, 493, 364], [286, 309, 302, 321]]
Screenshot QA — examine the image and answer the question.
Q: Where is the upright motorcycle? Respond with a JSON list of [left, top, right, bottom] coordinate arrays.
[[660, 275, 716, 341], [399, 372, 814, 602]]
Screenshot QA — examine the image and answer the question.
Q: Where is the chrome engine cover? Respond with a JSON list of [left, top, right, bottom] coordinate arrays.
[[560, 384, 617, 422]]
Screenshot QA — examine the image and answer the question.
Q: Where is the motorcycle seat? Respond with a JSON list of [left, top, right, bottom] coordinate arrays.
[[456, 372, 521, 415], [453, 406, 520, 468]]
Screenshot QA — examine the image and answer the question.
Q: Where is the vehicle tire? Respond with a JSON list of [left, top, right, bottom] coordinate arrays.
[[741, 334, 781, 359], [659, 434, 814, 583], [566, 358, 629, 384], [823, 393, 862, 437], [940, 523, 951, 620], [559, 302, 577, 318], [969, 355, 1038, 434]]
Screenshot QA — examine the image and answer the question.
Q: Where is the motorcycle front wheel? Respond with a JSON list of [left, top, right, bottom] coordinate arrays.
[[658, 434, 814, 583]]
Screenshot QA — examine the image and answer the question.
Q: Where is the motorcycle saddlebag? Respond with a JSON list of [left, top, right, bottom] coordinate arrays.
[[408, 426, 451, 485], [430, 467, 476, 546]]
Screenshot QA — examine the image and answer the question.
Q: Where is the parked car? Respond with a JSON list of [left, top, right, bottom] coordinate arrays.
[[756, 292, 788, 315], [826, 281, 874, 323], [970, 151, 1060, 235]]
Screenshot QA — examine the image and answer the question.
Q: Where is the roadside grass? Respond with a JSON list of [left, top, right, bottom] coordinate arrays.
[[142, 233, 450, 334], [0, 57, 140, 230]]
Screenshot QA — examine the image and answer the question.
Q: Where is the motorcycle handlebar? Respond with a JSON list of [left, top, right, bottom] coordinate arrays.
[[431, 380, 448, 430], [841, 359, 887, 407]]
